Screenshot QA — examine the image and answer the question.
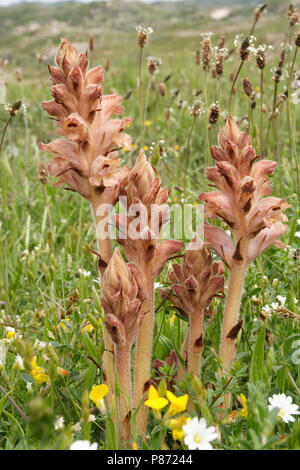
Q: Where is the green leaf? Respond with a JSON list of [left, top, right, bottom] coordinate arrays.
[[249, 325, 265, 384]]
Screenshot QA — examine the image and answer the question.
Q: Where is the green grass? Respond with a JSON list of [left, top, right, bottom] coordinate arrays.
[[0, 0, 299, 450]]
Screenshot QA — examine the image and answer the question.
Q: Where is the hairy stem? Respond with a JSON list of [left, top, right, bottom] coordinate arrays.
[[133, 277, 154, 437], [287, 47, 300, 202], [115, 343, 131, 447], [90, 194, 116, 413], [219, 260, 248, 408], [187, 310, 204, 376], [0, 117, 12, 157]]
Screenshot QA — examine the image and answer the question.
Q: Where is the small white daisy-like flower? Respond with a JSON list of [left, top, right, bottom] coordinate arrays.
[[54, 416, 65, 431], [183, 417, 217, 450], [271, 302, 279, 310], [268, 393, 299, 423], [26, 382, 33, 392], [276, 295, 286, 306], [73, 422, 81, 433], [88, 414, 96, 423], [70, 440, 98, 450], [262, 305, 271, 314], [295, 231, 300, 239], [78, 269, 91, 279]]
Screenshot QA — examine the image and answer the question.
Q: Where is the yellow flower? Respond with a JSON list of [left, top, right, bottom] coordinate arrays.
[[240, 393, 248, 418], [256, 86, 260, 92], [59, 319, 70, 330], [81, 323, 94, 334], [6, 331, 15, 339], [144, 385, 169, 410], [31, 356, 49, 385], [89, 384, 109, 412], [172, 429, 184, 441], [166, 391, 188, 416], [174, 144, 180, 151], [144, 145, 149, 151], [167, 414, 189, 441], [144, 120, 151, 126]]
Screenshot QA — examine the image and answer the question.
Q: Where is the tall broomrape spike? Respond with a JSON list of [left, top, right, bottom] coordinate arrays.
[[199, 115, 289, 407], [39, 39, 132, 415], [164, 235, 224, 381], [114, 151, 184, 435], [101, 248, 146, 447]]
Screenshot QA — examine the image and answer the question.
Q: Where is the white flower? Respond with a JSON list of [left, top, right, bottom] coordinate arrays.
[[154, 282, 164, 289], [0, 340, 6, 366], [70, 440, 98, 450], [78, 269, 91, 279], [268, 393, 299, 423], [295, 231, 300, 239], [54, 416, 65, 431], [88, 414, 96, 422], [26, 382, 33, 392], [15, 354, 24, 370], [271, 302, 279, 310], [183, 417, 217, 450], [73, 422, 81, 433], [276, 295, 286, 306], [262, 305, 271, 314]]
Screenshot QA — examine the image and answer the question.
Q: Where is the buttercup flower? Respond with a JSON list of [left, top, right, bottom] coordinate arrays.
[[183, 417, 217, 450], [70, 440, 98, 450], [268, 393, 299, 423], [144, 385, 169, 410]]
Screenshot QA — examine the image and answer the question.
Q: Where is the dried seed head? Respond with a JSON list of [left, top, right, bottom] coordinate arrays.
[[158, 82, 166, 97], [147, 56, 162, 75], [243, 78, 254, 97], [218, 36, 226, 49], [189, 100, 205, 117], [287, 4, 299, 26], [6, 100, 22, 117], [202, 39, 212, 70], [165, 108, 172, 120], [239, 37, 250, 61], [195, 49, 200, 66], [38, 162, 49, 185], [256, 49, 266, 69], [104, 59, 110, 72], [208, 103, 220, 125], [15, 69, 22, 82], [295, 32, 300, 47], [136, 25, 153, 48], [254, 3, 267, 21], [215, 54, 224, 76], [229, 71, 235, 82], [89, 35, 94, 53]]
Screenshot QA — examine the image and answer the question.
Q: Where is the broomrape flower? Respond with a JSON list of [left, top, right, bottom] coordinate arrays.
[[165, 391, 188, 416], [183, 417, 217, 450], [268, 393, 299, 423], [144, 385, 169, 410], [89, 384, 109, 412], [70, 440, 98, 450]]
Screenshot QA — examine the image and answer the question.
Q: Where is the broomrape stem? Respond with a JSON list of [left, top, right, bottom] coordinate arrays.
[[115, 343, 131, 447], [219, 260, 248, 408], [133, 277, 154, 436], [260, 68, 264, 156], [90, 195, 116, 417], [187, 310, 204, 377], [183, 116, 197, 199], [138, 47, 144, 147]]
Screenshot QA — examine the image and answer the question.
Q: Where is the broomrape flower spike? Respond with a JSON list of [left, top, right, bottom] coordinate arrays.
[[114, 150, 183, 435], [183, 417, 217, 450], [163, 235, 224, 383], [101, 248, 147, 446], [268, 394, 299, 423], [199, 116, 288, 407], [40, 38, 133, 439]]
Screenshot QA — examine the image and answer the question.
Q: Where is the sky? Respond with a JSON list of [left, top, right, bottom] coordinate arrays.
[[0, 0, 178, 5]]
